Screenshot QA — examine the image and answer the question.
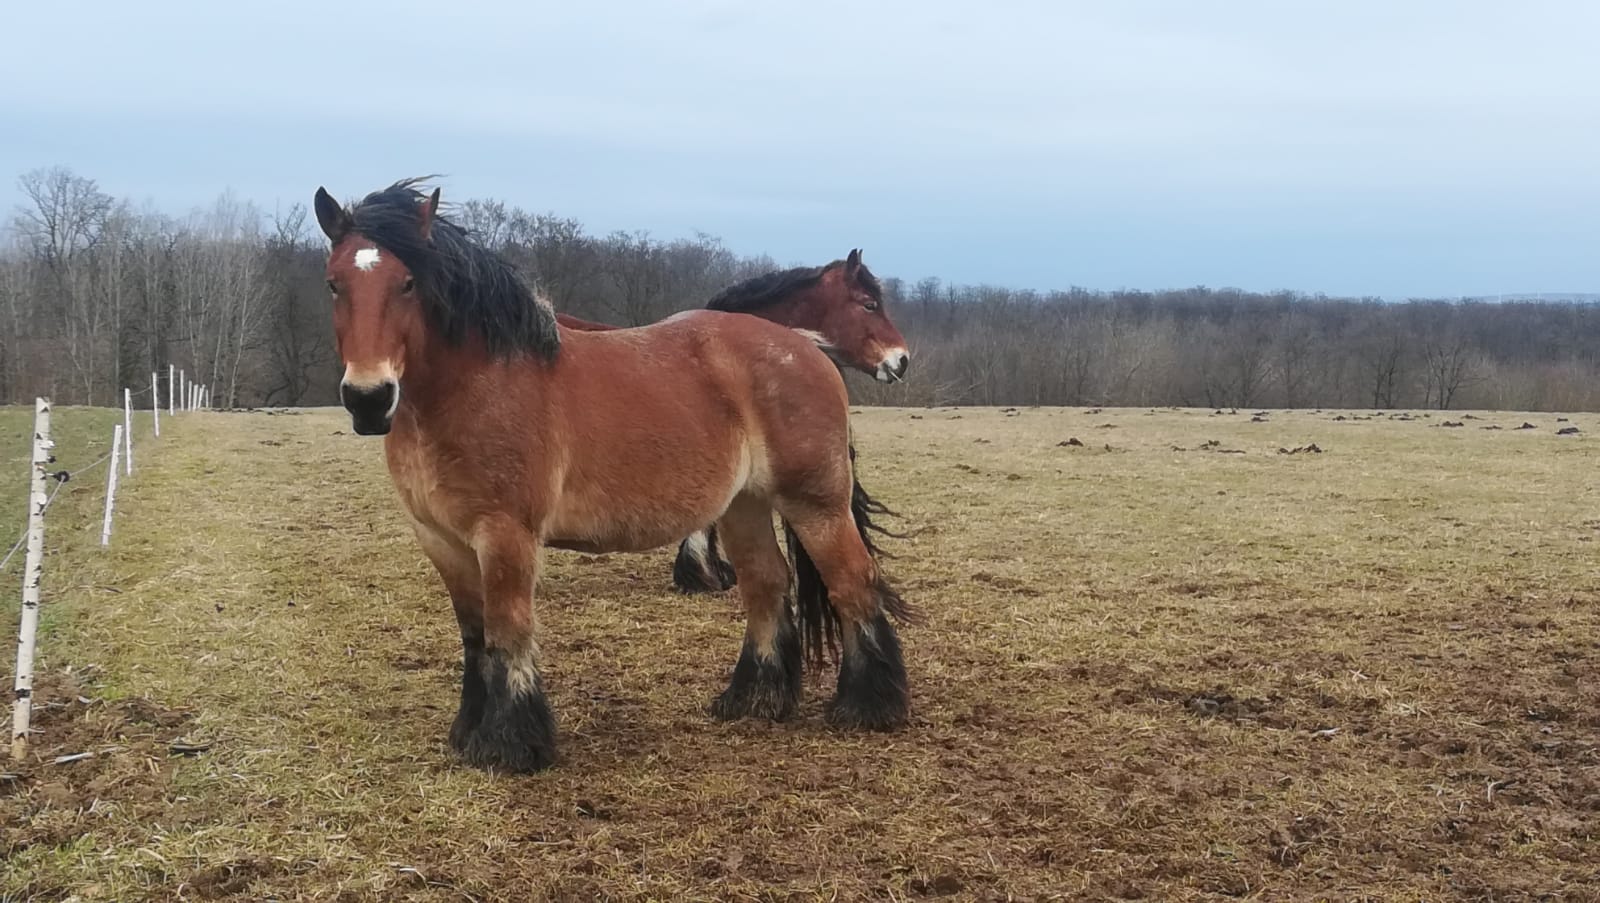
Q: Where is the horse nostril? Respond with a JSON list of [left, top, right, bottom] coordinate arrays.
[[340, 381, 398, 419], [896, 353, 911, 377]]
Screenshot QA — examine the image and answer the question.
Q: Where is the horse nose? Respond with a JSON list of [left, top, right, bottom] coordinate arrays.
[[878, 350, 910, 383], [340, 379, 398, 435], [892, 351, 910, 378]]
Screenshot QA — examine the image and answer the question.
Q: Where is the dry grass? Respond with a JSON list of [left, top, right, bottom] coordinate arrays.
[[4, 404, 1600, 901]]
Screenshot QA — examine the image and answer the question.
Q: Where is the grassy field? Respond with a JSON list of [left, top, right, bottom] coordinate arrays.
[[3, 403, 1599, 901]]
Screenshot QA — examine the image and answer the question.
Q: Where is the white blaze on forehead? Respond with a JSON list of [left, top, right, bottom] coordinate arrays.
[[353, 248, 382, 271]]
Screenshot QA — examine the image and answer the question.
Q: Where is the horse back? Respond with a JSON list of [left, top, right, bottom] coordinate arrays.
[[556, 309, 853, 481]]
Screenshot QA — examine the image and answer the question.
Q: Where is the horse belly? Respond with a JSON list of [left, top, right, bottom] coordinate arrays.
[[544, 438, 759, 554]]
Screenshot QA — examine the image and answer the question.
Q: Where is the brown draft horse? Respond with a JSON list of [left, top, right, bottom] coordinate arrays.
[[554, 257, 911, 595], [313, 179, 914, 772]]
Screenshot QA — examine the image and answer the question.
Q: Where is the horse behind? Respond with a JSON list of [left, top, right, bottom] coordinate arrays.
[[313, 179, 914, 772], [557, 255, 912, 595]]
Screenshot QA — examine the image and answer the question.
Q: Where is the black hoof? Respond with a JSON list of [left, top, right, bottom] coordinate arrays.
[[457, 648, 558, 772], [711, 557, 738, 591], [672, 530, 739, 595], [449, 701, 480, 754], [827, 614, 909, 731], [709, 617, 801, 721]]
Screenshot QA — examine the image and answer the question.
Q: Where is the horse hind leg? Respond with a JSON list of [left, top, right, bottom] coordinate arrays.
[[707, 495, 801, 721], [672, 525, 738, 594], [781, 505, 912, 731]]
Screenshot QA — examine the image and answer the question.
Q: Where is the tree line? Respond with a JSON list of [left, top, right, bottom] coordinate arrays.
[[4, 166, 1596, 412]]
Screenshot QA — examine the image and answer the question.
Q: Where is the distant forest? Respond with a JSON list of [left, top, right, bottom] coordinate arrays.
[[4, 166, 1598, 412]]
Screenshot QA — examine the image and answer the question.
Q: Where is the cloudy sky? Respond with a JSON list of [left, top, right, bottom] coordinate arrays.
[[3, 1, 1596, 298]]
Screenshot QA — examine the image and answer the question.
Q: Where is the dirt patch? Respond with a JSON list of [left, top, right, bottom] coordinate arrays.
[[2, 670, 199, 874], [11, 406, 1600, 900]]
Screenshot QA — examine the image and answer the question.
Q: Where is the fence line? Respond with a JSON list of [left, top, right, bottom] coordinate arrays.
[[100, 424, 123, 547], [9, 400, 51, 760], [123, 388, 134, 475], [9, 364, 199, 759]]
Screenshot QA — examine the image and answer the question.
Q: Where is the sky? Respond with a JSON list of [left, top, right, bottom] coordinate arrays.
[[3, 0, 1597, 299]]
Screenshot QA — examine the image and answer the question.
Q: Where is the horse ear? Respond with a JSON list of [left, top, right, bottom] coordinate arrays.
[[313, 187, 350, 243], [845, 248, 863, 280], [418, 188, 441, 242]]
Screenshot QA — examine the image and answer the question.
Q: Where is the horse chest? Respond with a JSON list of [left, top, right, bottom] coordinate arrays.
[[386, 438, 451, 528]]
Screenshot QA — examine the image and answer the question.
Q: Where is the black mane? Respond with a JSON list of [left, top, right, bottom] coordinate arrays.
[[346, 178, 559, 360], [706, 258, 882, 313]]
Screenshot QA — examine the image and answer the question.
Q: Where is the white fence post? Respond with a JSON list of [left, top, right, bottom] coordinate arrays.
[[123, 388, 134, 475], [179, 370, 186, 413], [100, 424, 123, 547], [151, 372, 160, 438], [11, 399, 53, 760], [168, 364, 176, 417]]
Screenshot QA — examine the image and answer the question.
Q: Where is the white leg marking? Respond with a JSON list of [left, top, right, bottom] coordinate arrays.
[[684, 530, 712, 569], [504, 645, 542, 696]]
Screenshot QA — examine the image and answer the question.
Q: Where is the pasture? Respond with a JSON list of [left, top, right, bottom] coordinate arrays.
[[3, 404, 1598, 901]]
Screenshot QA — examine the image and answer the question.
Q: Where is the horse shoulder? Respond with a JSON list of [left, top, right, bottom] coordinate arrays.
[[386, 418, 552, 545]]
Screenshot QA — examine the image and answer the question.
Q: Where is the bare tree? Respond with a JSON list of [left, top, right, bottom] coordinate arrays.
[[512, 214, 602, 315], [10, 163, 1600, 414], [262, 206, 334, 405], [14, 168, 114, 402], [1357, 324, 1407, 409], [1421, 334, 1479, 410]]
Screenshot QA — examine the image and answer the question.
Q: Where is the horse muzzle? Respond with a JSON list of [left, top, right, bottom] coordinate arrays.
[[876, 350, 910, 384], [340, 379, 399, 436]]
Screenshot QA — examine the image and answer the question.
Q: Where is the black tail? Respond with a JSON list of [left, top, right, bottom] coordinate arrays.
[[847, 445, 907, 560], [787, 442, 916, 667]]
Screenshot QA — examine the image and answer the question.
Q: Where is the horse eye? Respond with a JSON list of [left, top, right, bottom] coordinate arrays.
[[863, 300, 880, 312], [326, 280, 338, 295], [401, 276, 415, 294]]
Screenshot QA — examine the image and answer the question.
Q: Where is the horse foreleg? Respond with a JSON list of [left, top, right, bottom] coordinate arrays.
[[413, 526, 488, 755], [461, 516, 557, 773], [707, 495, 800, 721]]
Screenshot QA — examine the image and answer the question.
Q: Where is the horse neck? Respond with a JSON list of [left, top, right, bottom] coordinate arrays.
[[397, 336, 493, 428], [746, 288, 826, 330]]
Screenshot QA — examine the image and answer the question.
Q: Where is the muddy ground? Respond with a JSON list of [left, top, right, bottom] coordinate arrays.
[[3, 405, 1598, 901]]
